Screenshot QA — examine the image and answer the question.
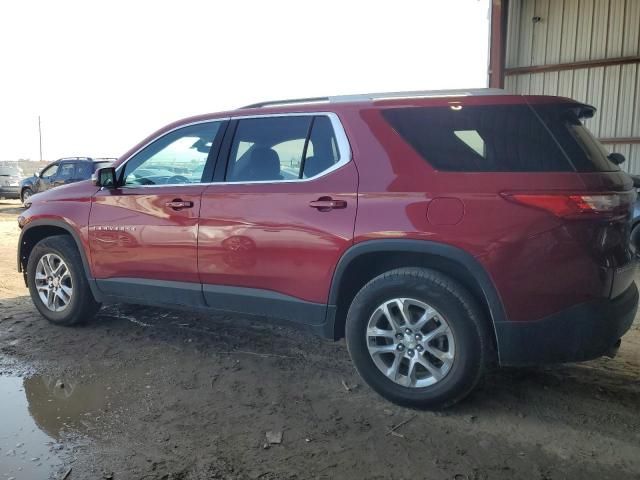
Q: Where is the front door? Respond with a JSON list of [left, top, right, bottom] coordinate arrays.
[[51, 161, 76, 188], [198, 114, 358, 325], [89, 120, 226, 306], [35, 162, 59, 193]]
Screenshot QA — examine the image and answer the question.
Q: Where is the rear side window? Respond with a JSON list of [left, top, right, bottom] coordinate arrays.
[[382, 105, 573, 172], [76, 162, 93, 178], [303, 116, 339, 178], [531, 104, 619, 172], [226, 115, 340, 182]]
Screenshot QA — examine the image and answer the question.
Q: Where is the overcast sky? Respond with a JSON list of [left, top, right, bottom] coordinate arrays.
[[0, 0, 490, 161]]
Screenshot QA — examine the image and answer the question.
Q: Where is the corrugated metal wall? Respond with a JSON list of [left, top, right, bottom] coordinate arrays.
[[504, 0, 640, 173]]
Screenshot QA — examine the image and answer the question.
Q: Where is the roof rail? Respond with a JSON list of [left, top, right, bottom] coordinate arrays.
[[240, 88, 506, 109], [241, 96, 330, 109]]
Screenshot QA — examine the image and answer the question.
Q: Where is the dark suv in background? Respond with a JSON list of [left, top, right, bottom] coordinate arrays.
[[20, 157, 114, 205], [17, 89, 638, 408]]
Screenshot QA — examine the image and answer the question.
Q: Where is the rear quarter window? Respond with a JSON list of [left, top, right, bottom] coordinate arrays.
[[381, 104, 574, 172], [531, 103, 619, 172]]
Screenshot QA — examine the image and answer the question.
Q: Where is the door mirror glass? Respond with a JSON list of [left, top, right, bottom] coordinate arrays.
[[93, 167, 117, 188]]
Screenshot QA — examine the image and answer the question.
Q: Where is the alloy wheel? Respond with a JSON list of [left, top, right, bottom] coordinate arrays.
[[35, 253, 73, 312], [366, 298, 455, 388]]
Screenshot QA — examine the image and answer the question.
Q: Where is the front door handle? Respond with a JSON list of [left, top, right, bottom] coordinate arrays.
[[309, 197, 347, 211], [165, 199, 194, 210]]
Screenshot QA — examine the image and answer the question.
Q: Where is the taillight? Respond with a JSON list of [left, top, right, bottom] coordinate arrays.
[[502, 192, 635, 218]]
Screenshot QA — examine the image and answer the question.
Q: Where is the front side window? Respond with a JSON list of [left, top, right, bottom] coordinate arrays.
[[122, 121, 222, 186], [226, 115, 340, 182], [40, 164, 59, 179]]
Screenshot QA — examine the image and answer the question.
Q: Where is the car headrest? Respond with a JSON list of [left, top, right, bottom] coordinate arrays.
[[247, 147, 281, 181]]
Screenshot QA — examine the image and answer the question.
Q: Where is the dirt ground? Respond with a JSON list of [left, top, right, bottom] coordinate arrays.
[[0, 199, 639, 480]]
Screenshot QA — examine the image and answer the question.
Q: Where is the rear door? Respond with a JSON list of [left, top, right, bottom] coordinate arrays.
[[89, 120, 227, 306], [198, 113, 357, 325]]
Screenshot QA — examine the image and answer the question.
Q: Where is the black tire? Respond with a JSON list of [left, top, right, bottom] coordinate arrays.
[[27, 235, 101, 326], [345, 267, 489, 409], [21, 188, 33, 206]]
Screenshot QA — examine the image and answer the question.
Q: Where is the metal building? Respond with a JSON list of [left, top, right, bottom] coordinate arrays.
[[489, 0, 640, 172]]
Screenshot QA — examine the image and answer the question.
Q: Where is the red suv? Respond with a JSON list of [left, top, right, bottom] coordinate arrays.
[[17, 89, 638, 408]]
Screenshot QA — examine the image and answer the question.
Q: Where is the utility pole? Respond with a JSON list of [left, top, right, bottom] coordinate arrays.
[[38, 115, 43, 161]]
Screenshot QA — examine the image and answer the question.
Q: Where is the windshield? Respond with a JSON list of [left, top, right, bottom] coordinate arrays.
[[0, 165, 21, 176]]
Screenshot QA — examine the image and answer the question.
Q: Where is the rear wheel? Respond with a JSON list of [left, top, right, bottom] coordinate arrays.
[[27, 235, 101, 325], [345, 267, 489, 408]]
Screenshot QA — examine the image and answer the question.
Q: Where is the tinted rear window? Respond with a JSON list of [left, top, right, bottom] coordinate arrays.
[[531, 103, 619, 172], [382, 104, 573, 172]]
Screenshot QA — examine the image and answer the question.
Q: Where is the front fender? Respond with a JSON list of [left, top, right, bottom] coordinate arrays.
[[17, 219, 103, 302]]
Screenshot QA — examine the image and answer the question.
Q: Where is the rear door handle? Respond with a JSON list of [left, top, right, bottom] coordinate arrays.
[[165, 199, 194, 210], [309, 197, 347, 211]]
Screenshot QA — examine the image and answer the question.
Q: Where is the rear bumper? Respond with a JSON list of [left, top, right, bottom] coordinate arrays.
[[496, 282, 638, 366], [0, 186, 20, 199]]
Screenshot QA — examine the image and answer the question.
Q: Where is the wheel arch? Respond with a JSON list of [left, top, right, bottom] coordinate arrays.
[[18, 220, 102, 301], [327, 240, 506, 357]]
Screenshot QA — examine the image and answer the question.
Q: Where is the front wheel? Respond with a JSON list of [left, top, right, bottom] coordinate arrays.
[[21, 188, 33, 206], [27, 235, 101, 325], [345, 267, 490, 409]]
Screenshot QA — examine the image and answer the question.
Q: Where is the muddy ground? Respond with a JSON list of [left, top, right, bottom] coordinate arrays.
[[0, 199, 639, 480]]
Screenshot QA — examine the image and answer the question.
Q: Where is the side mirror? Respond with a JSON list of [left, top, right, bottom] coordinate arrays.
[[608, 152, 626, 165], [93, 167, 117, 188]]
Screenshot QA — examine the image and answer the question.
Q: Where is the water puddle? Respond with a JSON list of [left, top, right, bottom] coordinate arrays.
[[1, 375, 62, 479], [1, 373, 109, 479]]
